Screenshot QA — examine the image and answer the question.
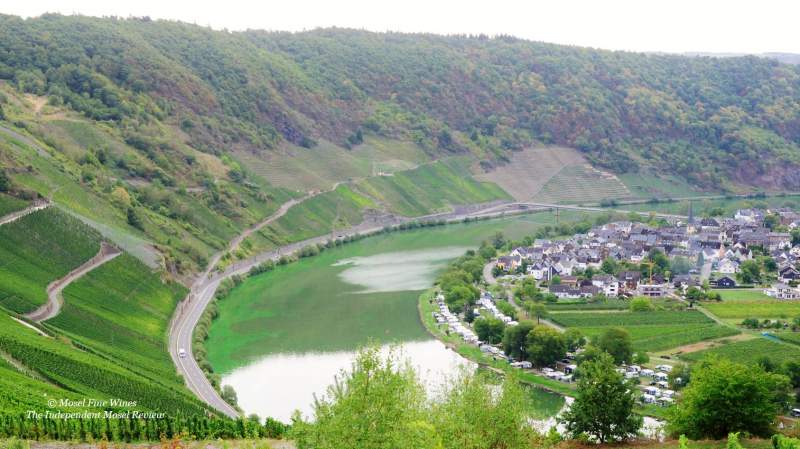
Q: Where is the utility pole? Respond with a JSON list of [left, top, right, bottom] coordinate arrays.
[[554, 207, 560, 225]]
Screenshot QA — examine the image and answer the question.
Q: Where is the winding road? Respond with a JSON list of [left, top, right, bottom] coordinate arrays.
[[25, 242, 122, 322]]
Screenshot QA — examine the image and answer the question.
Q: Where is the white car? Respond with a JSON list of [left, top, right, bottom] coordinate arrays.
[[179, 348, 187, 358]]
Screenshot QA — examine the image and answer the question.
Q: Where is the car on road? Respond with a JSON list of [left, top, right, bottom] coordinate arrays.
[[179, 348, 187, 358]]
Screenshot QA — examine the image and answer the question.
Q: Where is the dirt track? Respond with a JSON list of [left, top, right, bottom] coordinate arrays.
[[25, 242, 122, 322]]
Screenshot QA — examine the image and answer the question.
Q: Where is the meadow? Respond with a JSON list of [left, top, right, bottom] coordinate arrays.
[[681, 337, 800, 365]]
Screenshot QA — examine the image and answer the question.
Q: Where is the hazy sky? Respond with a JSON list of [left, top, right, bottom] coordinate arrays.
[[5, 0, 799, 54]]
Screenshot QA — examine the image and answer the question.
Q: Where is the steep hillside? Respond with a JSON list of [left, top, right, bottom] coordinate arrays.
[[0, 14, 797, 196]]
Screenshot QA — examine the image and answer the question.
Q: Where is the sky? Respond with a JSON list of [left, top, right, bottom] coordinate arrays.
[[5, 0, 799, 54]]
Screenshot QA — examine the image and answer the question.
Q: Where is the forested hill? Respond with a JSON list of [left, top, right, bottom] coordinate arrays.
[[1, 14, 800, 189]]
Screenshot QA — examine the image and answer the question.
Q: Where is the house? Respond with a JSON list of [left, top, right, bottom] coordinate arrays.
[[768, 283, 800, 300], [496, 255, 521, 272], [639, 283, 666, 297], [619, 271, 641, 291], [715, 276, 737, 288], [591, 274, 619, 297], [673, 274, 700, 290], [779, 266, 800, 283], [549, 284, 581, 299], [717, 258, 740, 274]]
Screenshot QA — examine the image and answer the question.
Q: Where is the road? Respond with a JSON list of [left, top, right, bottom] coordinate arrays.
[[25, 242, 121, 322], [700, 262, 713, 281]]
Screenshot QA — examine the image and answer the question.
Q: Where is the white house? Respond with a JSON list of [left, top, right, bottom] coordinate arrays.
[[717, 258, 740, 274]]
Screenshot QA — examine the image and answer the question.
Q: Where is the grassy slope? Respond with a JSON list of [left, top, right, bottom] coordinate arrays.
[[0, 208, 101, 313]]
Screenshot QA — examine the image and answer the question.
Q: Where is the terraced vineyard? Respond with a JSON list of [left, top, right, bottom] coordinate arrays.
[[531, 164, 632, 204], [681, 337, 800, 365], [549, 310, 739, 353], [0, 208, 101, 313], [357, 158, 509, 216]]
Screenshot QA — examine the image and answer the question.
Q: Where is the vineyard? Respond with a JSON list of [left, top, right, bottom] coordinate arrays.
[[48, 254, 187, 381], [703, 297, 800, 320], [549, 310, 738, 352], [0, 208, 101, 314], [0, 193, 28, 217], [548, 310, 715, 327], [681, 337, 800, 365]]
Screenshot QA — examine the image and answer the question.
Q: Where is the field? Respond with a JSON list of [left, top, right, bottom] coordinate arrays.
[[681, 337, 800, 365], [357, 157, 509, 216], [776, 332, 800, 346], [548, 310, 739, 352], [0, 193, 28, 216], [703, 289, 800, 320], [545, 299, 630, 311], [622, 194, 800, 217], [49, 254, 187, 381], [0, 208, 101, 313]]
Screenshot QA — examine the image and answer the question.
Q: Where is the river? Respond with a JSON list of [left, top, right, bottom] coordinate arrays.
[[207, 213, 577, 421]]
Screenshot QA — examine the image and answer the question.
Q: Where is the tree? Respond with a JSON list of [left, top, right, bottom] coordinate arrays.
[[514, 277, 541, 302], [525, 301, 548, 324], [738, 260, 762, 284], [564, 328, 586, 351], [601, 257, 618, 275], [474, 317, 505, 344], [502, 321, 535, 361], [126, 207, 144, 230], [290, 346, 434, 449], [550, 275, 561, 285], [525, 326, 566, 367], [598, 328, 633, 364], [561, 353, 642, 443], [671, 256, 693, 275], [668, 363, 691, 390], [445, 285, 478, 313], [629, 297, 653, 312], [0, 169, 9, 192], [667, 358, 791, 439], [221, 385, 238, 406]]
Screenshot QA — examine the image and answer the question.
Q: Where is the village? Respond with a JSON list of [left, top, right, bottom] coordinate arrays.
[[431, 206, 800, 410]]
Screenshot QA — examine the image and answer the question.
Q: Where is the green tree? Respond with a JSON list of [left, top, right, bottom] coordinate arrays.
[[597, 328, 633, 364], [290, 346, 435, 449], [525, 301, 548, 324], [514, 277, 541, 302], [564, 328, 586, 351], [738, 260, 762, 284], [526, 326, 566, 367], [502, 321, 535, 361], [445, 285, 478, 313], [629, 297, 654, 312], [126, 207, 144, 230], [474, 317, 505, 344], [667, 358, 791, 439], [561, 353, 642, 443], [601, 257, 618, 275], [432, 372, 535, 449], [0, 169, 9, 192]]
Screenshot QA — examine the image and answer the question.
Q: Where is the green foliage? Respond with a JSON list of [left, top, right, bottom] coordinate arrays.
[[630, 297, 654, 312], [474, 317, 505, 344], [291, 346, 537, 449], [526, 326, 567, 367], [597, 328, 634, 365], [667, 358, 791, 439], [502, 321, 536, 361], [561, 353, 642, 443]]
